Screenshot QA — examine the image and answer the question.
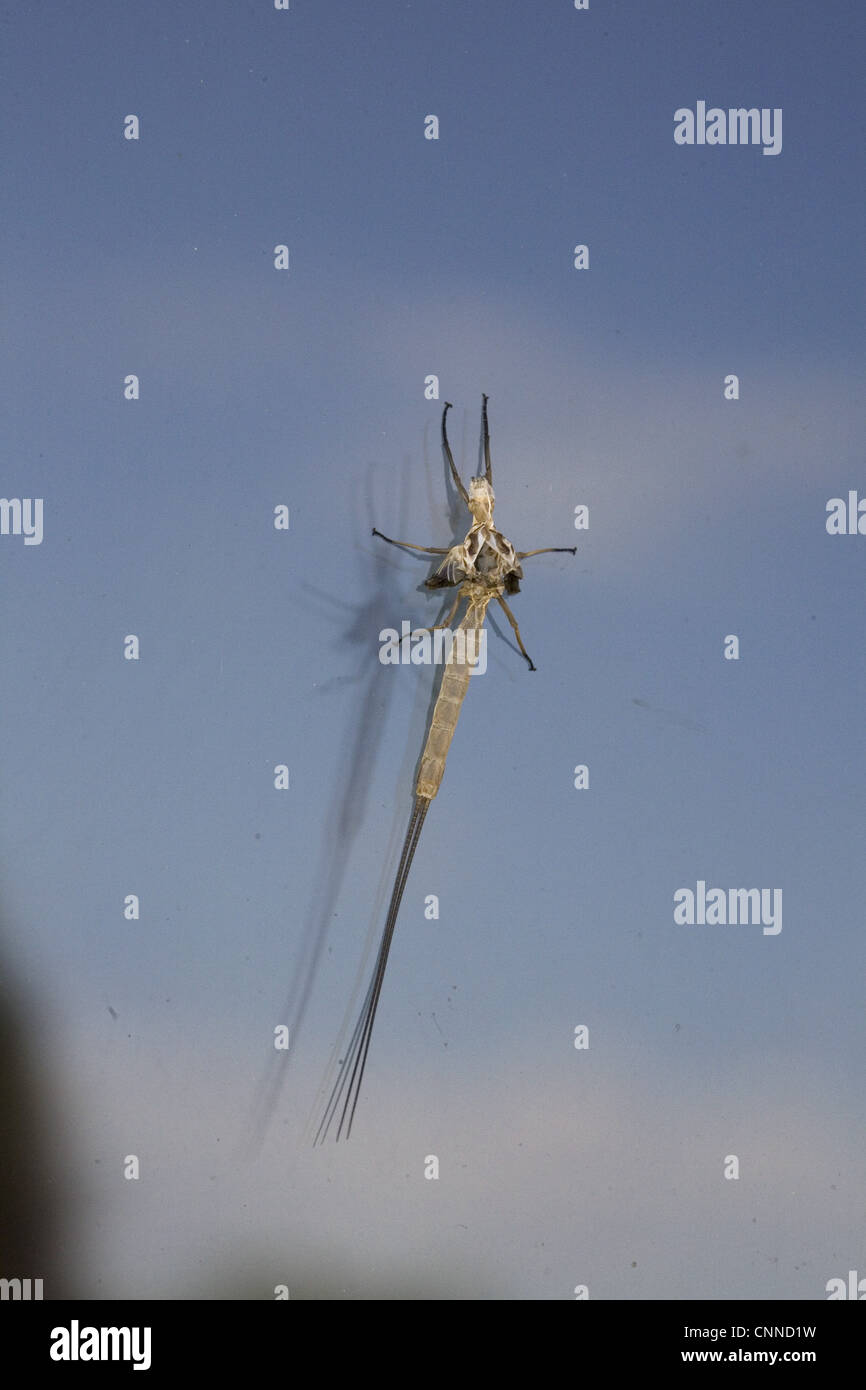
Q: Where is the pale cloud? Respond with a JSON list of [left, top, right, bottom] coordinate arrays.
[[59, 1037, 861, 1300]]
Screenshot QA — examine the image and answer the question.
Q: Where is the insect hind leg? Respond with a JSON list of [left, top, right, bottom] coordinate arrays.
[[496, 594, 536, 671]]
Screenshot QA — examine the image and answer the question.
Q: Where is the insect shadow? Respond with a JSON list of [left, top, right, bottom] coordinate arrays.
[[247, 426, 471, 1152]]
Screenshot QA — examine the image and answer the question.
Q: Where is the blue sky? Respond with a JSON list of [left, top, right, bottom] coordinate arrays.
[[1, 1, 864, 1299]]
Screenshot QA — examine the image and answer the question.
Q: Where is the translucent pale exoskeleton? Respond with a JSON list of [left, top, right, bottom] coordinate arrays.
[[316, 396, 576, 1140]]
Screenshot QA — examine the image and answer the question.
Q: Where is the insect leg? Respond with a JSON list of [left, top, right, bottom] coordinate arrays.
[[398, 593, 464, 651], [372, 527, 448, 555], [441, 402, 470, 505], [481, 393, 492, 484], [516, 546, 577, 559], [496, 594, 536, 671]]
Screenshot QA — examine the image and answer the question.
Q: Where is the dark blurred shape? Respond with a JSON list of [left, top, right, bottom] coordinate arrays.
[[0, 915, 71, 1299]]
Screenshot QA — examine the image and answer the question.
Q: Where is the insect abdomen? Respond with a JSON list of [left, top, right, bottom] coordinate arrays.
[[415, 601, 487, 799]]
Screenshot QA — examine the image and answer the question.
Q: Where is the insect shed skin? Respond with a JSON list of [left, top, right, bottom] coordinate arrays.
[[316, 397, 576, 1141]]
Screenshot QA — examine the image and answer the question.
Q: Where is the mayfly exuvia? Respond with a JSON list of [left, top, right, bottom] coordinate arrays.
[[316, 396, 575, 1141]]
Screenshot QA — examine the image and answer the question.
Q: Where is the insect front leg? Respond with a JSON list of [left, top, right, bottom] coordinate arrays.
[[441, 401, 469, 504], [372, 527, 449, 555], [481, 393, 493, 483]]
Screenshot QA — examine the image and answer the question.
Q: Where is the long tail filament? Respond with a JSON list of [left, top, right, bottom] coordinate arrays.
[[315, 795, 431, 1142]]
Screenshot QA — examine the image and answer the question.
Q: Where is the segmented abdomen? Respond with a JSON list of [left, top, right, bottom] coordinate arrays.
[[415, 597, 490, 800]]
